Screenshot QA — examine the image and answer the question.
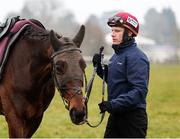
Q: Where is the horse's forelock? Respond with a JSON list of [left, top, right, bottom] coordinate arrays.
[[60, 37, 73, 44]]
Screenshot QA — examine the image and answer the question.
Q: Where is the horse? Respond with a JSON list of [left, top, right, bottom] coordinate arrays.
[[0, 18, 87, 137]]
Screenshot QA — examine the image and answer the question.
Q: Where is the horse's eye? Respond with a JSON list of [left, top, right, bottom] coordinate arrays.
[[55, 61, 68, 75], [79, 59, 86, 71]]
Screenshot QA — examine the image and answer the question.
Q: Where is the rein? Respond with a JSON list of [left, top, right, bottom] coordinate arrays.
[[84, 46, 106, 128]]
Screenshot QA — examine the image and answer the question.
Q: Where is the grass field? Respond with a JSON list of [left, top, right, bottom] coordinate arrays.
[[0, 64, 180, 138]]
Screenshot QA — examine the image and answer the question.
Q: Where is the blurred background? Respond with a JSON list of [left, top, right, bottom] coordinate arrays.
[[0, 0, 180, 138], [1, 0, 180, 62]]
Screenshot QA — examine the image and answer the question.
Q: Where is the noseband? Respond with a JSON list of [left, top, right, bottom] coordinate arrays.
[[51, 47, 83, 110]]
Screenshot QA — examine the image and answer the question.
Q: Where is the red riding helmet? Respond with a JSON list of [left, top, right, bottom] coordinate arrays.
[[107, 12, 139, 37]]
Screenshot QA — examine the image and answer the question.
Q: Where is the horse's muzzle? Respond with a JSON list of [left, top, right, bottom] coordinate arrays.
[[69, 107, 86, 125]]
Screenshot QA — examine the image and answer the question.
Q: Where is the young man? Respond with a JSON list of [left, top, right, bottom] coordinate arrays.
[[92, 12, 150, 138]]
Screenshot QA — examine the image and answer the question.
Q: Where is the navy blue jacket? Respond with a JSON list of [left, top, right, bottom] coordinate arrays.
[[105, 39, 149, 113]]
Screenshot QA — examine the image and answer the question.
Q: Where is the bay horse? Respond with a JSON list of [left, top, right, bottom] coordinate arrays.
[[0, 19, 86, 137]]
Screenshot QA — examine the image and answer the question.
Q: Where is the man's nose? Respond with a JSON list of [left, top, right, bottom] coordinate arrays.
[[111, 32, 115, 37]]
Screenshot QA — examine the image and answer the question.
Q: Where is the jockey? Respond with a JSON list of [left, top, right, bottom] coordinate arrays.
[[92, 12, 150, 138]]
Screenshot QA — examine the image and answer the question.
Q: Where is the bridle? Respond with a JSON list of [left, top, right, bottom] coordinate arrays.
[[51, 46, 106, 128], [51, 47, 83, 110]]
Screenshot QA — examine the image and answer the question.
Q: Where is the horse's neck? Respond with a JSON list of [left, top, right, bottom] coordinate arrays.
[[5, 35, 54, 94]]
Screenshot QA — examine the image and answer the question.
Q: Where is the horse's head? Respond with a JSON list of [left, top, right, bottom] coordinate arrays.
[[50, 25, 86, 125]]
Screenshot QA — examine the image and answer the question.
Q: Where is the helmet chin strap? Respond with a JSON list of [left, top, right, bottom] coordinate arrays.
[[122, 28, 133, 43]]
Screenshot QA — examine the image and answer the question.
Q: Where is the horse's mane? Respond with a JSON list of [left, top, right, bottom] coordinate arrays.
[[22, 25, 49, 41], [29, 19, 46, 29]]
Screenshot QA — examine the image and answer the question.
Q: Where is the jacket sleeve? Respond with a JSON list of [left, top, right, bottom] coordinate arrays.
[[110, 56, 150, 113]]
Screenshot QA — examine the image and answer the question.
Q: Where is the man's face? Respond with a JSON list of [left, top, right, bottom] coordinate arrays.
[[111, 26, 125, 45]]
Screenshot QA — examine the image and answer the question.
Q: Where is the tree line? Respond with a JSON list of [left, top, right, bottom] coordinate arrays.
[[5, 0, 180, 56]]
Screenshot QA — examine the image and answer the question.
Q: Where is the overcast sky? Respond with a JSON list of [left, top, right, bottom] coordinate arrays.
[[0, 0, 180, 27]]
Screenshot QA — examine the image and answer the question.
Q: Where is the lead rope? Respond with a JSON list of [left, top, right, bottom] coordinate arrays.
[[85, 47, 106, 128]]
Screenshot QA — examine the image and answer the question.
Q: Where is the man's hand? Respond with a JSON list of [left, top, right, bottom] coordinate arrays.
[[98, 101, 112, 113], [92, 53, 101, 67]]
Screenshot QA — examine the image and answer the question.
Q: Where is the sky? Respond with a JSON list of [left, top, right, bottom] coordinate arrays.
[[0, 0, 180, 27]]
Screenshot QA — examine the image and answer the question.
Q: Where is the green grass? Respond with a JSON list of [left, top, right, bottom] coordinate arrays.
[[147, 64, 180, 137], [0, 64, 180, 137]]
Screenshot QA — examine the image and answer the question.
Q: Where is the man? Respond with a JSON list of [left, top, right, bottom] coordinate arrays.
[[92, 12, 150, 138]]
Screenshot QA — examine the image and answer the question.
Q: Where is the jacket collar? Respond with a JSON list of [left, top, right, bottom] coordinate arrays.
[[112, 38, 135, 54]]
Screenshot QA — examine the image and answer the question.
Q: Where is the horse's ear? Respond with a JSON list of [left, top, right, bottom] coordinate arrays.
[[73, 25, 85, 48], [49, 30, 62, 51]]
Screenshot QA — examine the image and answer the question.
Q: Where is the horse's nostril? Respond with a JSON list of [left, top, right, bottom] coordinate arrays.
[[69, 108, 86, 124], [77, 110, 86, 118], [70, 108, 75, 117], [70, 108, 85, 118]]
